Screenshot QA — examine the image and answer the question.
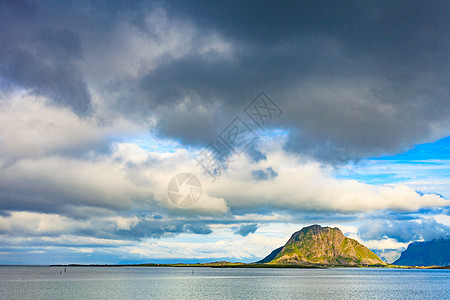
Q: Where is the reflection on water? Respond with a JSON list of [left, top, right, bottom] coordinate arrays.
[[1, 266, 449, 299]]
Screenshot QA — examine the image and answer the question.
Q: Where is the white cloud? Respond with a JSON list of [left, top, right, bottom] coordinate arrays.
[[360, 238, 409, 251], [0, 211, 83, 235], [107, 216, 140, 231], [0, 90, 448, 264], [1, 105, 447, 221], [203, 145, 449, 213], [40, 235, 131, 247], [121, 230, 285, 261], [434, 214, 450, 227], [0, 91, 142, 159]]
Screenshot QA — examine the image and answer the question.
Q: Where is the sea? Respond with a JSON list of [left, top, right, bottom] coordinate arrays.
[[1, 266, 449, 299]]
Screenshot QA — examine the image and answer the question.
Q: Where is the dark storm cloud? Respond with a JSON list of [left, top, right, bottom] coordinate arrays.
[[2, 0, 450, 161], [146, 0, 450, 161], [0, 3, 92, 116], [72, 219, 213, 241], [116, 220, 212, 239]]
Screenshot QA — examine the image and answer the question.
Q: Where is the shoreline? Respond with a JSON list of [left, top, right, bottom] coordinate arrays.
[[47, 263, 450, 269]]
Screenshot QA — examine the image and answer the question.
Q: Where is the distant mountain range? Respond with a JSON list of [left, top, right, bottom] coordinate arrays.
[[257, 225, 385, 266], [393, 239, 450, 266]]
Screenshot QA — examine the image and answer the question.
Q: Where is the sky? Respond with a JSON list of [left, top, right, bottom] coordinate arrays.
[[0, 0, 449, 265]]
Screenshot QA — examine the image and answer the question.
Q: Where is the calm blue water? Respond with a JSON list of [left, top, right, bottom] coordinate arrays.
[[1, 266, 449, 299]]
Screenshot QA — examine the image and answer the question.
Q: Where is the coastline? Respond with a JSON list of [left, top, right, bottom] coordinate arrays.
[[47, 263, 450, 269]]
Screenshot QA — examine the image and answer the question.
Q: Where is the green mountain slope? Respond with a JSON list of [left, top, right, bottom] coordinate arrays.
[[264, 225, 385, 266], [255, 246, 283, 264]]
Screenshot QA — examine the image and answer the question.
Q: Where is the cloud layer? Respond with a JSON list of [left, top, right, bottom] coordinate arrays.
[[2, 1, 450, 161], [1, 1, 450, 263]]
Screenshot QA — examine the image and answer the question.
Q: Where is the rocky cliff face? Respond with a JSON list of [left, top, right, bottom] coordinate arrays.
[[266, 225, 385, 266]]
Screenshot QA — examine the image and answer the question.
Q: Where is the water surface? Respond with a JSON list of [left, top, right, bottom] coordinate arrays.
[[1, 266, 449, 299]]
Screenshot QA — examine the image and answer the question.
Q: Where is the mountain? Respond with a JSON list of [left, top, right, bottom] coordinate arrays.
[[393, 239, 450, 266], [256, 246, 283, 264], [258, 225, 385, 266]]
